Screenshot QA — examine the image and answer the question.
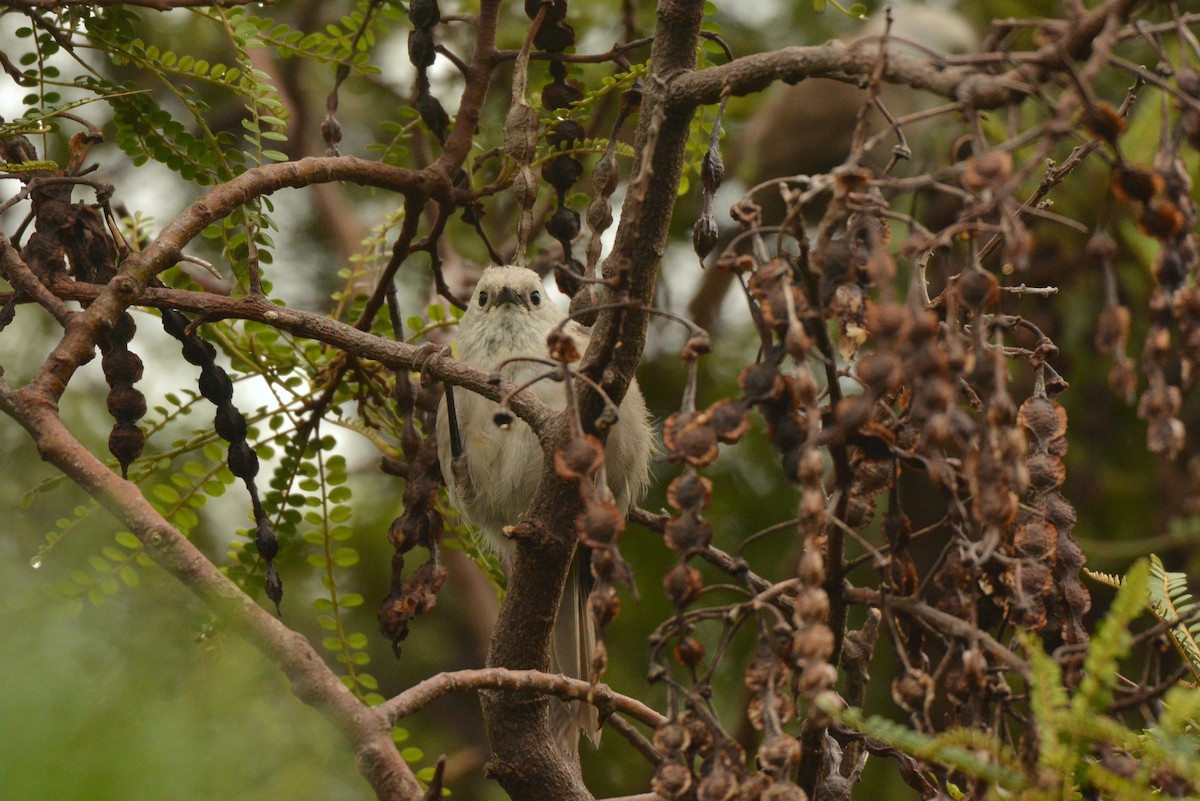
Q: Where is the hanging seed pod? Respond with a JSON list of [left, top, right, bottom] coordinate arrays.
[[101, 312, 145, 478], [161, 308, 282, 612]]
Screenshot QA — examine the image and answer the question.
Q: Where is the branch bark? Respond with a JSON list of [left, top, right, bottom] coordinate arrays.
[[0, 376, 425, 801]]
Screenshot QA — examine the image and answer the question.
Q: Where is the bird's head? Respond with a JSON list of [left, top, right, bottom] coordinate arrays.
[[469, 265, 547, 316]]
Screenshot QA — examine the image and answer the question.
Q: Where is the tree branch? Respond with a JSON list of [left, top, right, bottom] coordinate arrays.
[[381, 667, 666, 730], [666, 40, 1028, 113], [0, 375, 425, 801]]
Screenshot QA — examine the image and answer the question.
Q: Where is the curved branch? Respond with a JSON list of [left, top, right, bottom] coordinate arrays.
[[666, 40, 1028, 113], [31, 278, 556, 435], [381, 667, 666, 730], [0, 376, 424, 801]]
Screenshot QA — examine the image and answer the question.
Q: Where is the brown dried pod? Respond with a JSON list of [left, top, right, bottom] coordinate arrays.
[[956, 268, 1000, 309], [662, 410, 698, 454], [652, 761, 694, 801], [102, 349, 144, 384], [707, 399, 749, 444], [668, 472, 713, 512], [757, 735, 802, 776], [1111, 166, 1164, 203], [545, 328, 581, 363], [792, 587, 830, 624], [1082, 101, 1126, 144], [664, 512, 713, 554], [891, 668, 934, 715], [784, 322, 811, 361], [1012, 518, 1057, 558], [1025, 452, 1066, 491], [1018, 396, 1068, 445], [589, 582, 621, 628], [791, 624, 835, 664], [798, 547, 825, 586], [739, 363, 785, 403], [797, 662, 836, 696], [1140, 200, 1186, 239], [542, 80, 583, 112], [681, 710, 714, 759], [696, 764, 739, 801], [503, 105, 539, 162], [962, 149, 1013, 190], [673, 635, 706, 668], [739, 775, 769, 801], [1094, 305, 1130, 356], [856, 351, 902, 393], [691, 211, 715, 257], [652, 722, 691, 757], [577, 500, 624, 548], [866, 300, 910, 341], [676, 418, 720, 467], [663, 563, 705, 607]]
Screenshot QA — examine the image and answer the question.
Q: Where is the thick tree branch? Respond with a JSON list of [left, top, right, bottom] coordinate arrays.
[[0, 375, 424, 801], [666, 40, 1028, 112], [24, 278, 555, 435], [483, 2, 705, 800]]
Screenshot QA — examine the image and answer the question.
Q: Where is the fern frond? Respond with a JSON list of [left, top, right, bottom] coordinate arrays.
[[1073, 558, 1148, 716], [1084, 567, 1124, 589], [1148, 554, 1200, 682], [818, 697, 1023, 791]]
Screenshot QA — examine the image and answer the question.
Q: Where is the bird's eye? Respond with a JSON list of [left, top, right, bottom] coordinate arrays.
[[478, 291, 489, 307], [530, 290, 541, 306]]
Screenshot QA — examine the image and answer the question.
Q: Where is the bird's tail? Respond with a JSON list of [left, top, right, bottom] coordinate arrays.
[[550, 551, 601, 756]]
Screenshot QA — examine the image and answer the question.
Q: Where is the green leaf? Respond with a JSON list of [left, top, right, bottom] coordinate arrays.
[[332, 548, 359, 567]]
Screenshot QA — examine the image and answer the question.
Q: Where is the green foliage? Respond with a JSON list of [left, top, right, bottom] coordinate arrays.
[[827, 560, 1200, 799], [1088, 554, 1200, 683]]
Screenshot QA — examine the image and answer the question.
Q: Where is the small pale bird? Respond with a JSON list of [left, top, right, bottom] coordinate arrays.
[[436, 264, 652, 755]]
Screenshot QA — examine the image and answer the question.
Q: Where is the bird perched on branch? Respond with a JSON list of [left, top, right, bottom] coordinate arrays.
[[435, 264, 652, 756]]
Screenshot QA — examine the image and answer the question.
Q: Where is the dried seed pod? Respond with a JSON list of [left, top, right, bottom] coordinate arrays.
[[962, 149, 1013, 190], [652, 761, 694, 801], [652, 722, 690, 757], [577, 500, 624, 548], [409, 0, 440, 27], [856, 351, 902, 393], [956, 268, 1000, 309], [546, 328, 581, 362], [696, 764, 739, 801], [1082, 101, 1126, 144], [503, 105, 539, 163], [663, 563, 704, 607], [664, 511, 713, 554], [1111, 166, 1163, 203], [757, 735, 802, 777], [673, 635, 706, 668], [707, 399, 750, 444], [555, 434, 603, 480], [667, 472, 713, 513], [693, 213, 719, 260], [676, 418, 719, 467]]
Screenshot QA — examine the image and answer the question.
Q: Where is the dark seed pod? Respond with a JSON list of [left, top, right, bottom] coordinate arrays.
[[534, 19, 575, 52], [692, 213, 719, 260], [409, 0, 440, 28], [407, 27, 437, 69], [700, 149, 725, 194], [545, 204, 581, 242], [543, 154, 584, 191]]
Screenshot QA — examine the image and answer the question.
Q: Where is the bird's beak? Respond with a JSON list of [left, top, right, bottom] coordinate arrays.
[[495, 285, 525, 308]]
